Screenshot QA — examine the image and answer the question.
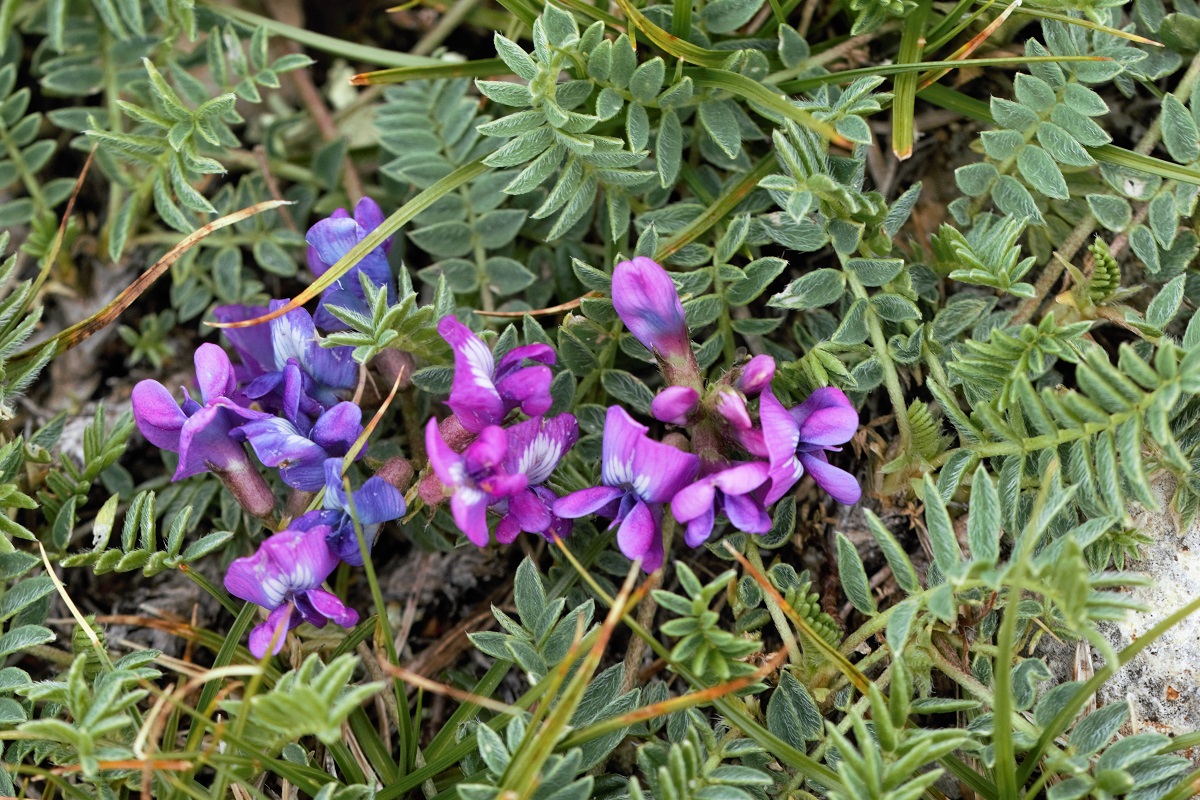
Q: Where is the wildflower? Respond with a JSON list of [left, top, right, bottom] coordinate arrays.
[[611, 257, 699, 386], [670, 461, 772, 547], [651, 386, 700, 425], [734, 354, 775, 394], [213, 301, 357, 415], [425, 421, 527, 546], [224, 524, 358, 658], [440, 316, 554, 432], [554, 406, 699, 573], [495, 415, 579, 543], [237, 401, 365, 491], [306, 197, 396, 331], [760, 387, 861, 505], [132, 344, 275, 518], [306, 458, 407, 566]]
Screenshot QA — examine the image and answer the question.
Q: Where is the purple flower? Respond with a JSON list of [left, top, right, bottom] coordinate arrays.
[[554, 406, 699, 573], [426, 421, 527, 546], [651, 386, 700, 425], [224, 524, 359, 658], [760, 387, 861, 505], [237, 401, 365, 491], [132, 344, 275, 518], [304, 458, 407, 566], [671, 461, 772, 548], [213, 301, 357, 415], [735, 355, 776, 394], [714, 388, 752, 430], [495, 415, 579, 543], [440, 316, 555, 432], [307, 197, 396, 331], [611, 257, 698, 386]]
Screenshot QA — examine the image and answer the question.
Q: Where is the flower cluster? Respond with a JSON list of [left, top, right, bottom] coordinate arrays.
[[421, 316, 579, 547], [131, 198, 409, 658], [556, 256, 862, 572]]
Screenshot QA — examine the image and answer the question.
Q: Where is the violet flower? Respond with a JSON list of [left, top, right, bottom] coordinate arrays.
[[735, 354, 776, 394], [132, 343, 275, 518], [425, 421, 527, 546], [651, 386, 700, 425], [671, 461, 772, 547], [301, 458, 407, 566], [307, 197, 396, 331], [611, 257, 699, 386], [224, 524, 359, 658], [554, 406, 699, 573], [440, 316, 555, 432], [760, 387, 861, 505], [213, 301, 357, 415], [495, 415, 579, 543], [237, 401, 365, 491]]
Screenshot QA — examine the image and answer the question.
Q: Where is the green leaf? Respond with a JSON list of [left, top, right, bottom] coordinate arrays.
[[767, 269, 844, 309], [726, 258, 785, 305], [967, 466, 1000, 564], [1146, 273, 1185, 328], [836, 532, 876, 614], [698, 100, 741, 160], [701, 0, 765, 33], [923, 475, 961, 576], [766, 670, 822, 746], [1086, 194, 1131, 231], [1036, 122, 1096, 167], [1161, 93, 1199, 163], [602, 369, 654, 414], [1017, 145, 1069, 199], [845, 258, 903, 287]]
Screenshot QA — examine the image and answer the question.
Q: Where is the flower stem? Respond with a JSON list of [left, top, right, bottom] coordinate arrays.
[[744, 541, 802, 665]]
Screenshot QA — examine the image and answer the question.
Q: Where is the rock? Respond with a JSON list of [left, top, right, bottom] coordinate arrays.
[[1096, 474, 1199, 741]]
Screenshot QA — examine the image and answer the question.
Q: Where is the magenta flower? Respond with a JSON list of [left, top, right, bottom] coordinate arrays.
[[612, 257, 692, 366], [670, 461, 772, 547], [495, 415, 579, 543], [224, 524, 359, 658], [439, 316, 555, 432], [425, 421, 527, 546], [213, 301, 357, 416], [735, 355, 776, 394], [132, 344, 275, 518], [651, 386, 700, 425], [237, 401, 365, 491], [307, 197, 396, 331], [304, 458, 407, 566], [554, 406, 699, 573], [760, 387, 861, 505]]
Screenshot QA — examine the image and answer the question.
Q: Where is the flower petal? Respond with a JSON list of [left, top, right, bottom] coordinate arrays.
[[683, 507, 715, 549], [791, 387, 856, 440], [651, 386, 699, 425], [509, 487, 552, 534], [312, 402, 364, 456], [612, 257, 691, 363], [194, 343, 236, 404], [505, 414, 578, 485], [760, 389, 804, 504], [798, 405, 859, 448], [799, 452, 861, 504], [715, 388, 752, 430], [451, 489, 491, 546], [304, 588, 360, 628], [710, 461, 771, 496], [214, 304, 274, 377], [616, 499, 663, 573], [554, 485, 625, 519], [425, 419, 462, 486], [351, 476, 407, 525], [176, 405, 250, 480], [670, 480, 716, 524], [723, 491, 771, 533], [306, 217, 362, 275], [495, 364, 553, 418], [249, 605, 297, 659], [600, 406, 647, 488], [439, 316, 505, 432], [736, 355, 775, 394], [629, 432, 699, 504], [132, 380, 186, 451], [495, 343, 556, 375]]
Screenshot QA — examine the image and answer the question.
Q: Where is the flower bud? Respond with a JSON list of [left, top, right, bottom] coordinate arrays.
[[652, 386, 700, 425], [736, 355, 775, 395], [612, 257, 699, 386]]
